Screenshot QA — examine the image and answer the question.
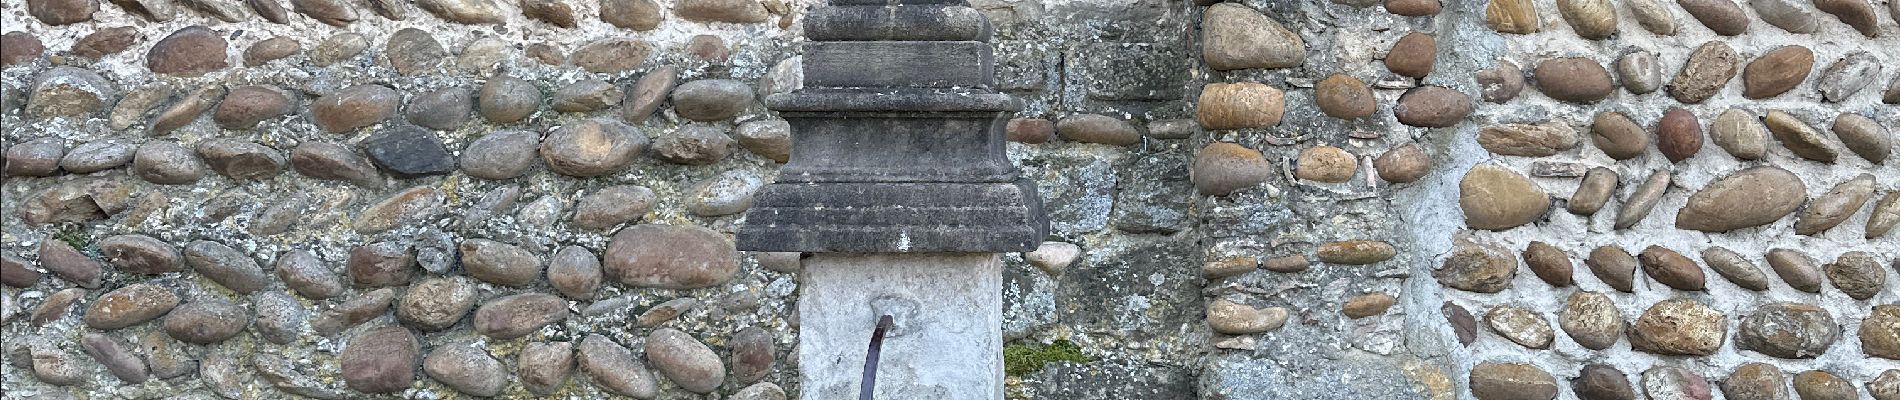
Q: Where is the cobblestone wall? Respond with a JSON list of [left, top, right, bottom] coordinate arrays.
[[0, 0, 1895, 398]]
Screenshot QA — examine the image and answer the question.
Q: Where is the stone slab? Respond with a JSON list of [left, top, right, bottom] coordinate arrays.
[[799, 253, 1003, 400]]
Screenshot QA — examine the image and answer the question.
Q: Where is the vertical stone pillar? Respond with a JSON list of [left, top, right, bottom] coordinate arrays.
[[735, 1, 1045, 399]]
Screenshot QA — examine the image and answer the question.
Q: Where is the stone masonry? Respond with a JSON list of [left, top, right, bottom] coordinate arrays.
[[0, 0, 1896, 398]]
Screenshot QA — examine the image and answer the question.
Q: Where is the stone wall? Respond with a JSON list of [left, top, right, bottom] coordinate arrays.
[[0, 0, 1896, 398]]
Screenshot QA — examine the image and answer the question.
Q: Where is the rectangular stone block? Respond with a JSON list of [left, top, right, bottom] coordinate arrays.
[[803, 42, 994, 88], [799, 253, 1003, 400], [806, 5, 992, 41]]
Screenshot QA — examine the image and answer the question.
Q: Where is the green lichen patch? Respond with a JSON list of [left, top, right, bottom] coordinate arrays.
[[1003, 339, 1090, 377]]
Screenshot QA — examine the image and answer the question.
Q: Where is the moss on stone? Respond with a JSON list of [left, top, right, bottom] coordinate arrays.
[[1003, 339, 1089, 377], [50, 225, 89, 250]]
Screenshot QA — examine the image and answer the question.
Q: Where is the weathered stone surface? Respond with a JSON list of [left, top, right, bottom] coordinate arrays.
[[28, 66, 115, 118], [1580, 244, 1641, 290], [687, 170, 761, 216], [1870, 192, 1900, 239], [290, 141, 382, 187], [1316, 240, 1395, 265], [1193, 143, 1272, 196], [1742, 46, 1813, 99], [1435, 238, 1516, 293], [162, 295, 251, 344], [195, 139, 284, 180], [311, 288, 394, 335], [1638, 245, 1705, 291], [1675, 166, 1806, 232], [1384, 32, 1435, 79], [1722, 362, 1790, 400], [1386, 0, 1441, 14], [395, 276, 475, 331], [1560, 291, 1621, 350], [622, 66, 676, 122], [1766, 248, 1824, 293], [572, 185, 654, 230], [184, 240, 271, 294], [1445, 302, 1479, 345], [1469, 362, 1558, 400], [251, 291, 305, 344], [473, 293, 567, 339], [1459, 164, 1549, 230], [274, 249, 343, 299], [81, 333, 147, 383], [1394, 86, 1472, 128], [1056, 114, 1141, 146], [1485, 0, 1542, 33], [1204, 256, 1257, 278], [146, 26, 228, 76], [71, 26, 140, 59], [1793, 174, 1874, 235], [1512, 242, 1569, 287], [1, 256, 40, 288], [407, 87, 472, 130], [341, 325, 419, 393], [1710, 109, 1767, 160], [1667, 42, 1739, 104], [460, 239, 542, 287], [243, 36, 299, 66], [1699, 246, 1770, 290], [570, 39, 650, 73], [1872, 370, 1900, 400], [362, 127, 455, 178], [213, 85, 292, 129], [519, 341, 575, 395], [541, 118, 645, 176], [293, 0, 358, 25], [312, 84, 399, 133], [1736, 302, 1838, 359], [59, 140, 135, 173], [1341, 293, 1396, 318], [348, 242, 417, 287], [1477, 61, 1526, 103], [418, 0, 503, 23], [480, 76, 542, 124], [600, 0, 661, 29], [1642, 366, 1714, 400], [1534, 57, 1614, 103], [674, 0, 767, 23], [84, 282, 178, 329], [1751, 0, 1818, 32], [652, 125, 734, 165], [423, 342, 507, 397], [1207, 298, 1288, 334], [734, 119, 791, 162], [1314, 75, 1375, 119], [0, 32, 44, 66], [1630, 298, 1726, 355], [1375, 143, 1431, 183], [1294, 145, 1357, 183], [1202, 3, 1304, 70], [1486, 304, 1553, 348], [603, 224, 737, 289], [1615, 51, 1662, 94], [1865, 305, 1900, 359], [383, 28, 446, 75], [1656, 108, 1703, 162], [1815, 0, 1879, 36], [520, 0, 577, 27], [1817, 51, 1880, 102], [5, 137, 65, 177], [1574, 364, 1636, 400], [460, 130, 541, 180], [1478, 122, 1579, 157], [1197, 82, 1284, 129], [1824, 251, 1885, 300], [29, 345, 85, 386], [36, 239, 100, 289], [552, 79, 623, 112], [645, 328, 724, 393], [1556, 0, 1618, 38], [1763, 110, 1839, 162], [29, 0, 98, 24], [1793, 371, 1856, 400], [1832, 112, 1890, 164], [578, 334, 659, 398], [1567, 167, 1618, 216], [1679, 0, 1750, 34]]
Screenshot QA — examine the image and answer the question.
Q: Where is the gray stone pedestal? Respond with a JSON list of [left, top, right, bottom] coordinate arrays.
[[799, 253, 1003, 400]]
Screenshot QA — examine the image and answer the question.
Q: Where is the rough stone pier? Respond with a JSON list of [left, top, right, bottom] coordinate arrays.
[[1, 0, 1897, 397]]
